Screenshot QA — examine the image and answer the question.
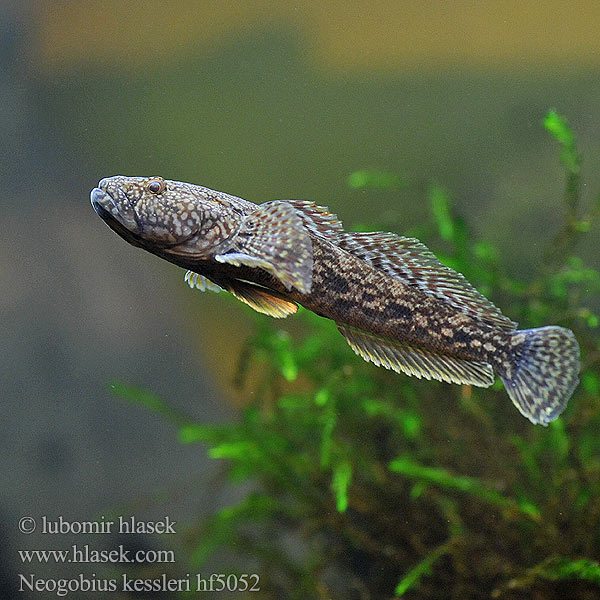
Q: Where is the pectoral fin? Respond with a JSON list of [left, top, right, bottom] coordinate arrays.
[[214, 201, 313, 293], [214, 252, 271, 270]]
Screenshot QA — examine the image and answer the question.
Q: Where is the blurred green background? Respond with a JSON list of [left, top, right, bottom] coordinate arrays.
[[2, 1, 600, 597]]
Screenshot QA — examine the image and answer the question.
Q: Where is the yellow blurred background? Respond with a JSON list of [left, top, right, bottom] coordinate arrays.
[[36, 0, 600, 70]]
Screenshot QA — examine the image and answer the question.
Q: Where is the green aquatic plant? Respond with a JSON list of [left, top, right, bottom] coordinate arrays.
[[113, 111, 599, 599]]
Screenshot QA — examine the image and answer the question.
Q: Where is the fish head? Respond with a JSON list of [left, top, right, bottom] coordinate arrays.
[[90, 175, 240, 257]]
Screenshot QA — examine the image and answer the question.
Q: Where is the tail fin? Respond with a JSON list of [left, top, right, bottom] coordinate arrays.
[[501, 326, 580, 425]]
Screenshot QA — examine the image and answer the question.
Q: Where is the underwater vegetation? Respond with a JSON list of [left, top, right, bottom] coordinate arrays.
[[114, 111, 600, 599]]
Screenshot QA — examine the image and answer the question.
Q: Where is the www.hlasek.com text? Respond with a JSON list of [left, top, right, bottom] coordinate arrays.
[[19, 544, 174, 564]]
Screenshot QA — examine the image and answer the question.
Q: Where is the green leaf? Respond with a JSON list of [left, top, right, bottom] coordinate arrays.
[[429, 185, 455, 242], [573, 219, 591, 232], [178, 423, 219, 444], [395, 542, 450, 596], [361, 398, 422, 439], [473, 240, 499, 263], [389, 456, 523, 513], [347, 169, 405, 190], [528, 556, 600, 584], [517, 500, 542, 521], [582, 372, 600, 396], [208, 441, 260, 460], [109, 380, 188, 427], [410, 481, 427, 500], [331, 460, 352, 513], [543, 110, 579, 175], [544, 110, 574, 150], [314, 388, 329, 406], [190, 494, 278, 567], [280, 353, 298, 382], [548, 419, 569, 465], [543, 109, 581, 220], [510, 434, 543, 483], [320, 408, 337, 469]]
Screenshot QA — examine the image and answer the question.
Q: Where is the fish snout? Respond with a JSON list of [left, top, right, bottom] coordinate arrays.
[[90, 182, 140, 234], [90, 187, 117, 214], [98, 177, 112, 191]]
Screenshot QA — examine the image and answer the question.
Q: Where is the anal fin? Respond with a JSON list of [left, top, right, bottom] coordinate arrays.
[[227, 280, 298, 318], [337, 323, 494, 387]]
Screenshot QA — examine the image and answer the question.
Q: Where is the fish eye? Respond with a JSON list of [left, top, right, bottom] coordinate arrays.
[[146, 179, 165, 195]]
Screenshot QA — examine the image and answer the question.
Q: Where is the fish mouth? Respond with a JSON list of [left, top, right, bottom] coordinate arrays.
[[90, 187, 116, 216], [90, 187, 143, 244]]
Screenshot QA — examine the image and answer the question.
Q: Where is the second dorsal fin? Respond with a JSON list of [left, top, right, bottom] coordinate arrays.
[[337, 232, 517, 331]]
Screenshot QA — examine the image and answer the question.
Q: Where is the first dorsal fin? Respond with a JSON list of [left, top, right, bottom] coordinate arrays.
[[215, 201, 313, 293], [281, 200, 344, 238], [338, 323, 495, 387], [337, 232, 517, 331]]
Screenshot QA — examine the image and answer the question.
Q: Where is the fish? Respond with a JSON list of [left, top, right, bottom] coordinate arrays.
[[91, 175, 580, 425]]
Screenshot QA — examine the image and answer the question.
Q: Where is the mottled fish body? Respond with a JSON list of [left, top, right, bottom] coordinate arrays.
[[91, 176, 580, 425]]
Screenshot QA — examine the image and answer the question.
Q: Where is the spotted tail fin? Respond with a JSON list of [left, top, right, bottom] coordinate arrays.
[[501, 326, 580, 425]]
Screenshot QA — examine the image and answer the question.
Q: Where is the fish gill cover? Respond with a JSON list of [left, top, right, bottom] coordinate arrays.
[[111, 111, 600, 599]]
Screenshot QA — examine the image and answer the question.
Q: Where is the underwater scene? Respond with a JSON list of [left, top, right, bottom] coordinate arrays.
[[4, 2, 600, 598]]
